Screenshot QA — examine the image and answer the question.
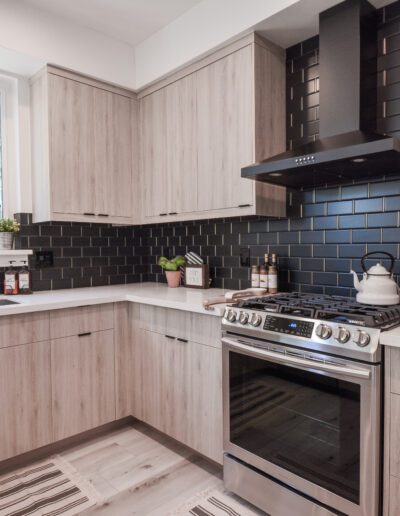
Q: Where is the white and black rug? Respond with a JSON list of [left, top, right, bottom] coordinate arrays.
[[169, 487, 264, 516], [0, 456, 101, 516]]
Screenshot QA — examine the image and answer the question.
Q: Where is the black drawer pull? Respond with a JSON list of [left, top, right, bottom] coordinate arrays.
[[177, 338, 188, 343], [169, 212, 178, 215], [78, 332, 92, 337], [159, 213, 168, 217], [83, 212, 95, 216], [98, 213, 109, 217], [165, 334, 175, 340], [238, 204, 251, 208]]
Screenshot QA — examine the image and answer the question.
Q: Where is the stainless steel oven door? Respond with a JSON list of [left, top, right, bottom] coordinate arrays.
[[222, 335, 381, 516]]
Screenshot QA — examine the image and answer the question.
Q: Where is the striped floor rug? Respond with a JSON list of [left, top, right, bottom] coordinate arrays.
[[0, 456, 101, 516], [169, 487, 264, 516]]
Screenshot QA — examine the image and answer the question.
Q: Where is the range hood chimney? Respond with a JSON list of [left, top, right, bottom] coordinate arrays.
[[242, 0, 400, 188]]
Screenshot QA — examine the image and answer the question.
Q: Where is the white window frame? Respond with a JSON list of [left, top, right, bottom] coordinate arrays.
[[0, 72, 32, 219]]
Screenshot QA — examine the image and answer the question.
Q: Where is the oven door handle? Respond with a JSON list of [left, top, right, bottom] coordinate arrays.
[[222, 337, 371, 379]]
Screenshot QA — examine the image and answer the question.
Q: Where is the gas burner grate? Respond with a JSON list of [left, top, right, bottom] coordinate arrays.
[[238, 293, 400, 330]]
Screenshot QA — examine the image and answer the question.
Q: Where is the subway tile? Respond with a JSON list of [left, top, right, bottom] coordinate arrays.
[[279, 232, 299, 244], [339, 214, 366, 229], [338, 244, 367, 258], [302, 203, 326, 217], [325, 259, 351, 272], [382, 227, 400, 242], [352, 229, 381, 243], [290, 218, 312, 230], [315, 187, 340, 202], [354, 198, 384, 213], [369, 179, 400, 197], [269, 219, 289, 231], [313, 272, 337, 286], [313, 245, 338, 257], [367, 212, 398, 227], [301, 230, 324, 244], [327, 201, 353, 215], [325, 230, 351, 244], [385, 196, 400, 211], [290, 244, 312, 257], [301, 258, 324, 271], [314, 216, 337, 230], [341, 183, 368, 200]]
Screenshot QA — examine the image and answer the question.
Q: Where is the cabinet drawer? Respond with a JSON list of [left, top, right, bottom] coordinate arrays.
[[0, 312, 50, 349], [50, 304, 114, 339], [391, 348, 400, 395], [139, 305, 221, 348]]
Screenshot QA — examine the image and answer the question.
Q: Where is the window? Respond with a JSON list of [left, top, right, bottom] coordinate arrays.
[[0, 72, 31, 219]]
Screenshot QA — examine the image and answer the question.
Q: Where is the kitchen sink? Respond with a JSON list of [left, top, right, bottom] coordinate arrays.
[[0, 299, 19, 306]]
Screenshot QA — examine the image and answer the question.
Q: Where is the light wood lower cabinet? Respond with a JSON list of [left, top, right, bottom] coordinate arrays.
[[0, 341, 52, 461], [139, 329, 223, 464], [51, 330, 116, 441]]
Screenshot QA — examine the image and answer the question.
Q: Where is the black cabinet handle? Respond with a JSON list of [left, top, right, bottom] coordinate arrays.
[[165, 334, 175, 340], [177, 338, 188, 343], [238, 204, 251, 208], [159, 213, 168, 217], [78, 332, 92, 337], [98, 213, 109, 217], [169, 212, 178, 215], [83, 212, 95, 216]]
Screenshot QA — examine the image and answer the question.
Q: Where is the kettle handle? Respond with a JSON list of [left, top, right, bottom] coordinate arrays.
[[361, 251, 395, 274]]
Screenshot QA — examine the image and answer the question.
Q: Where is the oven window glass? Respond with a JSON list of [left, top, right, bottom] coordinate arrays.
[[229, 351, 360, 504]]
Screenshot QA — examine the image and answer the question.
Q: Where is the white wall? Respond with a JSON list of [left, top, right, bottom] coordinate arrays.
[[0, 0, 136, 89], [134, 0, 300, 89]]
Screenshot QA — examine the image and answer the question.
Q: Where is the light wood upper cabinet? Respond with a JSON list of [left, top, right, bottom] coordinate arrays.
[[196, 45, 254, 211], [31, 67, 137, 224], [138, 33, 287, 223], [0, 341, 52, 461], [165, 74, 197, 215], [140, 88, 168, 218]]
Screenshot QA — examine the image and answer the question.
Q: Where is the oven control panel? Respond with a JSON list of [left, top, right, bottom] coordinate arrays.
[[263, 315, 314, 339]]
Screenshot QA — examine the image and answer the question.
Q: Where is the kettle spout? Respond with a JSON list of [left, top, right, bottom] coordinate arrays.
[[350, 270, 362, 291]]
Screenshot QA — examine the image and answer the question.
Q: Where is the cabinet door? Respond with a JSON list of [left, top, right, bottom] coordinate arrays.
[[49, 74, 95, 215], [51, 330, 116, 441], [140, 89, 168, 218], [165, 74, 197, 214], [0, 341, 52, 461], [140, 331, 223, 463], [98, 92, 133, 219], [196, 46, 254, 211]]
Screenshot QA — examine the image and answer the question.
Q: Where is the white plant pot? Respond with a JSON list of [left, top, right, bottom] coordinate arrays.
[[0, 232, 14, 250]]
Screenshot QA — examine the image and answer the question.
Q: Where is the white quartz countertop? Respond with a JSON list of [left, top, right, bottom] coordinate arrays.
[[378, 326, 400, 347], [0, 283, 228, 317]]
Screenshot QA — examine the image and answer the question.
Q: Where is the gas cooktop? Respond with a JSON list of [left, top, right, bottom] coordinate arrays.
[[238, 292, 400, 330]]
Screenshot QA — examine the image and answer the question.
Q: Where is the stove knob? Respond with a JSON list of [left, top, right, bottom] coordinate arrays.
[[250, 313, 262, 327], [333, 327, 351, 344], [353, 330, 371, 348], [316, 324, 332, 340], [239, 311, 249, 325], [226, 309, 237, 323]]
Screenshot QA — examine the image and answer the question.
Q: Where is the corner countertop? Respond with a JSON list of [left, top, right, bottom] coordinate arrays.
[[0, 283, 228, 317]]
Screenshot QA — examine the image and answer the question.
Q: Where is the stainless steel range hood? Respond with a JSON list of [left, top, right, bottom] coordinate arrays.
[[242, 0, 400, 188]]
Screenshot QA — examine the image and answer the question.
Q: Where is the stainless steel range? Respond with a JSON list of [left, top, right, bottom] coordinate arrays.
[[222, 293, 398, 516]]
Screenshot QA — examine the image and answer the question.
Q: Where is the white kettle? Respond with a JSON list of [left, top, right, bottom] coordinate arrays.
[[351, 252, 400, 305]]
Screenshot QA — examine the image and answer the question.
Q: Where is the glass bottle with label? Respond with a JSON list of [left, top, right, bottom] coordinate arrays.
[[18, 261, 32, 294], [4, 261, 19, 295], [268, 254, 278, 294], [259, 264, 268, 290], [251, 265, 260, 288]]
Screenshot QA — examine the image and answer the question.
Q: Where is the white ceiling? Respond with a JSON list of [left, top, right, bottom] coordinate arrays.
[[22, 0, 204, 47]]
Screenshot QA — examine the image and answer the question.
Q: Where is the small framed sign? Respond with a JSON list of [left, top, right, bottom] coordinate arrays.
[[185, 264, 209, 289]]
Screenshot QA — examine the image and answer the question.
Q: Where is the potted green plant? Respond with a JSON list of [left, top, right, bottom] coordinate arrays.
[[0, 218, 20, 250], [158, 256, 185, 288]]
